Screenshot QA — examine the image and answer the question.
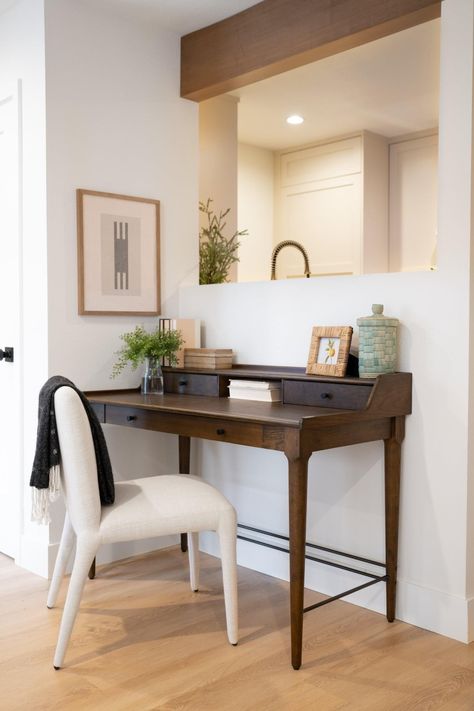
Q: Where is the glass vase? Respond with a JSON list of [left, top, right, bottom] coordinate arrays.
[[141, 357, 164, 395]]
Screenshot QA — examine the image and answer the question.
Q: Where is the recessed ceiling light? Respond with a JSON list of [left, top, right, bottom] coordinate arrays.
[[286, 114, 304, 125]]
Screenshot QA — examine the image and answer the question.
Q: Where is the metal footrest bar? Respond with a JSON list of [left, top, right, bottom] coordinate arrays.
[[237, 534, 381, 580], [237, 523, 385, 569], [237, 523, 389, 615], [303, 552, 382, 579], [303, 575, 388, 613]]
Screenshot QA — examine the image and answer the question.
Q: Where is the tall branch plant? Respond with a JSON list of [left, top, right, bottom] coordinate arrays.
[[199, 199, 248, 285]]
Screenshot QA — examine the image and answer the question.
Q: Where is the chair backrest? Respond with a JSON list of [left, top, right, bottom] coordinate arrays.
[[54, 386, 101, 533]]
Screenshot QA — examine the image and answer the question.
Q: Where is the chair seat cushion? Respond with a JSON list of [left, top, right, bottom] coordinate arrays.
[[99, 474, 233, 544]]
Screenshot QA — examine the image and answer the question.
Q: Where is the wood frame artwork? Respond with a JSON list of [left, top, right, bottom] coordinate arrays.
[[77, 189, 160, 316], [306, 326, 353, 377]]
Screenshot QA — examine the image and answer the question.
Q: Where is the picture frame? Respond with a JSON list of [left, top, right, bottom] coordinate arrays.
[[306, 326, 353, 377], [77, 189, 160, 315]]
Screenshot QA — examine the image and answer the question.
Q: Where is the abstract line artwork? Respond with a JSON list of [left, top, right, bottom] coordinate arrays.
[[114, 220, 129, 290], [77, 189, 160, 315]]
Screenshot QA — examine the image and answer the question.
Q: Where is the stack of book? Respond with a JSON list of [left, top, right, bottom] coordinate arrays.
[[184, 348, 233, 369], [228, 380, 282, 402]]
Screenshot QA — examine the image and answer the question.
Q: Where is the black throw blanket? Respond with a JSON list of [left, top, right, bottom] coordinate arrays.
[[30, 376, 115, 523]]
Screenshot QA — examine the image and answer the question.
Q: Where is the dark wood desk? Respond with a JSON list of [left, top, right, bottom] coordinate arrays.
[[87, 365, 412, 669]]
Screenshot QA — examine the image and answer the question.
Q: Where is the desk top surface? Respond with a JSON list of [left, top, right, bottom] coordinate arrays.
[[87, 389, 356, 427]]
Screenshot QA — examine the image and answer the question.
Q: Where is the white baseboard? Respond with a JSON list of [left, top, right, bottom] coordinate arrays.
[[95, 536, 178, 569], [200, 531, 472, 643], [18, 533, 51, 578], [468, 596, 474, 642], [18, 534, 179, 579]]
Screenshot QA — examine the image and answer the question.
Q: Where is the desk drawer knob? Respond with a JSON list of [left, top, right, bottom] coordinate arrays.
[[216, 428, 225, 435], [126, 415, 137, 421], [320, 392, 332, 400]]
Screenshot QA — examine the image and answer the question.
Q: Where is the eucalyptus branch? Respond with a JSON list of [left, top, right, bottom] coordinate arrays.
[[199, 198, 248, 285]]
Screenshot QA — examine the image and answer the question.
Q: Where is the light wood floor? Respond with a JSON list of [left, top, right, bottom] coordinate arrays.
[[1, 549, 474, 711]]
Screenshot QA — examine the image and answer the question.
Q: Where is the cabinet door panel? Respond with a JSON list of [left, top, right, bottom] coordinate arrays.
[[389, 135, 438, 272], [280, 136, 361, 187], [278, 174, 361, 277]]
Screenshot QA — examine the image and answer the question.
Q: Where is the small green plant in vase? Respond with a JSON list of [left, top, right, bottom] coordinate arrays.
[[112, 325, 184, 394]]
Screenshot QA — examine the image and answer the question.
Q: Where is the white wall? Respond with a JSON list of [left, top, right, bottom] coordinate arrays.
[[237, 143, 274, 282], [7, 0, 474, 647], [179, 0, 474, 642], [199, 96, 238, 282], [0, 0, 50, 575], [38, 0, 199, 572]]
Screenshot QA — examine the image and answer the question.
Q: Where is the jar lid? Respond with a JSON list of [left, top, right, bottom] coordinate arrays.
[[356, 304, 399, 327]]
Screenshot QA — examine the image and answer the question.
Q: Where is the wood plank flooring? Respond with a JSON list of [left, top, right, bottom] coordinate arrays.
[[1, 548, 474, 710]]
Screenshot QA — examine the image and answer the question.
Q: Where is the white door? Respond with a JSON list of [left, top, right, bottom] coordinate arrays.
[[0, 81, 22, 558]]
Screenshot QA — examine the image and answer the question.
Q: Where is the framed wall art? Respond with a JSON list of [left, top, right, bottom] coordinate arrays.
[[77, 189, 160, 315], [306, 325, 353, 377]]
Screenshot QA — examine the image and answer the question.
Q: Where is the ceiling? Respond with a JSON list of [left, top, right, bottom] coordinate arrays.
[[230, 19, 440, 151], [0, 0, 259, 32], [0, 0, 17, 14], [77, 0, 259, 35]]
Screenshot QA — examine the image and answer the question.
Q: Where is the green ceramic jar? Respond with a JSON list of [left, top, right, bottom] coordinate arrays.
[[357, 304, 398, 378]]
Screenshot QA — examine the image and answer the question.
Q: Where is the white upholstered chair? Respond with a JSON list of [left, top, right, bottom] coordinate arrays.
[[47, 386, 238, 669]]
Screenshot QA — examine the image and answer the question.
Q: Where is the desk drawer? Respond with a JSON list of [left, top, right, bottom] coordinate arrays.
[[90, 402, 105, 422], [164, 372, 221, 396], [104, 404, 264, 447], [282, 380, 371, 410]]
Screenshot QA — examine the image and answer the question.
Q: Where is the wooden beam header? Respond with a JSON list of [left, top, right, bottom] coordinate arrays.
[[181, 0, 441, 102]]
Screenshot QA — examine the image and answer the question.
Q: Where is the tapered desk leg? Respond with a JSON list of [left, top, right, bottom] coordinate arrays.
[[287, 453, 309, 670], [179, 435, 191, 553], [384, 416, 404, 622]]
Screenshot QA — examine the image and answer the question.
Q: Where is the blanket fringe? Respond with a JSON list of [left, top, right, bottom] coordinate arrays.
[[31, 465, 61, 524]]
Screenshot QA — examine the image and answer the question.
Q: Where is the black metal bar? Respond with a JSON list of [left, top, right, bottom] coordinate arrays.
[[303, 576, 388, 613], [237, 534, 289, 556], [305, 542, 385, 568], [237, 523, 385, 568], [304, 553, 380, 579], [238, 522, 288, 541], [237, 534, 380, 579]]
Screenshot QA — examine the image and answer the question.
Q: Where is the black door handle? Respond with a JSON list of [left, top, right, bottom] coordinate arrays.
[[0, 347, 14, 363]]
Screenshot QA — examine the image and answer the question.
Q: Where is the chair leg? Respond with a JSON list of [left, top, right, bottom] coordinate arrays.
[[47, 513, 75, 609], [188, 532, 200, 592], [53, 537, 98, 669], [218, 510, 238, 645]]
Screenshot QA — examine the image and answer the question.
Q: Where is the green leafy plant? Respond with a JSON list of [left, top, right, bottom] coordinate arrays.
[[111, 326, 184, 378], [199, 198, 248, 285]]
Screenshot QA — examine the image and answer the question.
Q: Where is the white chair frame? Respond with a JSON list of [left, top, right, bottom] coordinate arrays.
[[47, 386, 238, 669]]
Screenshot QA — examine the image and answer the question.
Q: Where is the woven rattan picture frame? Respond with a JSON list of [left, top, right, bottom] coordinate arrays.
[[306, 326, 353, 377]]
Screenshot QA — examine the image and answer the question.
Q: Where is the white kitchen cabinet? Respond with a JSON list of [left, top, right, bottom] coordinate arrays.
[[275, 132, 388, 277]]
